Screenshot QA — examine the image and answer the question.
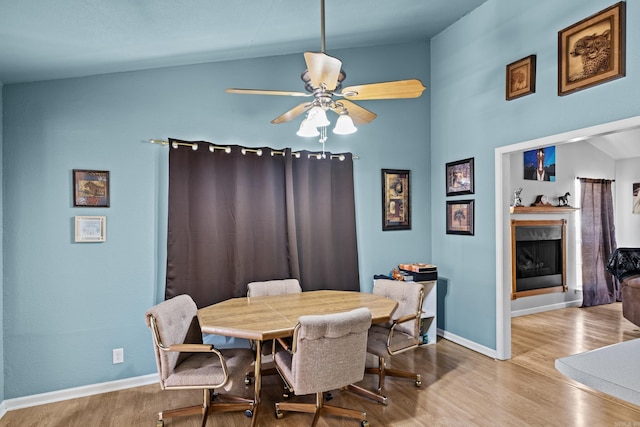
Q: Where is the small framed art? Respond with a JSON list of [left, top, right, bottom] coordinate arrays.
[[506, 55, 536, 100], [73, 169, 110, 207], [446, 200, 474, 236], [446, 158, 474, 196], [75, 216, 106, 242], [382, 169, 411, 231], [558, 2, 625, 96]]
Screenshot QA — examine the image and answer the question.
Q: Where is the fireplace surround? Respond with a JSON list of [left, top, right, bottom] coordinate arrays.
[[511, 219, 567, 299]]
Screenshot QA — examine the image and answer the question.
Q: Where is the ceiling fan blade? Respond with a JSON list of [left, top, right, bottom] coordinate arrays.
[[333, 100, 377, 125], [341, 79, 426, 100], [226, 88, 310, 97], [304, 52, 342, 91], [271, 103, 313, 124]]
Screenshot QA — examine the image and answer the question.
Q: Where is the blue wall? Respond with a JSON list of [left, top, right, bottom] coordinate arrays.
[[2, 42, 430, 398], [0, 83, 4, 403], [431, 0, 640, 349]]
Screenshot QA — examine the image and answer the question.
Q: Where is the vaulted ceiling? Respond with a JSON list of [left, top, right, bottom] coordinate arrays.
[[0, 0, 487, 84]]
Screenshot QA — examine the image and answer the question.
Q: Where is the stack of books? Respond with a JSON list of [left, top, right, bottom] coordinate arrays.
[[398, 263, 437, 281]]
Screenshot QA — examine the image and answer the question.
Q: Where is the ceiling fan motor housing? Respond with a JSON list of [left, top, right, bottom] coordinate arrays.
[[301, 68, 346, 93]]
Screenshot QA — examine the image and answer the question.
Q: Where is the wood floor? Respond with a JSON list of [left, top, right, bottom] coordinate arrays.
[[2, 302, 640, 426]]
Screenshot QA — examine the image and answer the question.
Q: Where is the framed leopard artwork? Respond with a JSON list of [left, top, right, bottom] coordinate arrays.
[[558, 2, 625, 96]]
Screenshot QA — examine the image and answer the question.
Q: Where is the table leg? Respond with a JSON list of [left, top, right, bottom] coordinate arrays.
[[250, 340, 262, 427]]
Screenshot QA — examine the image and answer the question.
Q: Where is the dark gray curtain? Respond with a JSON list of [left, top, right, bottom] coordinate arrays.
[[286, 151, 360, 291], [580, 178, 618, 307], [165, 140, 360, 308]]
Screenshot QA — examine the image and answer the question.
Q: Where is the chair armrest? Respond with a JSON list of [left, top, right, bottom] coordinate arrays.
[[163, 343, 230, 385], [275, 338, 292, 353], [387, 313, 421, 355], [167, 343, 215, 352], [394, 313, 419, 325]]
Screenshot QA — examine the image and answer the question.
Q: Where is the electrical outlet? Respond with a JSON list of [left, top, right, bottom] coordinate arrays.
[[113, 348, 124, 364]]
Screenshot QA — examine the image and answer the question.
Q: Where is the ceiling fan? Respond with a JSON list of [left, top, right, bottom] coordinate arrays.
[[225, 0, 426, 138]]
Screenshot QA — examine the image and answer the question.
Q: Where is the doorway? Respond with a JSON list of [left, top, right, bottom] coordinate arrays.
[[494, 115, 640, 360]]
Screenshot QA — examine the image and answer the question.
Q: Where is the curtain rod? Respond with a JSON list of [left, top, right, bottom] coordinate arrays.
[[149, 139, 359, 159], [576, 177, 616, 182]]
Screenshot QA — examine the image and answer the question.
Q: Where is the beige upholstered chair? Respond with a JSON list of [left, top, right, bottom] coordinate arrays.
[[350, 279, 424, 405], [246, 278, 302, 297], [145, 294, 254, 427], [273, 307, 372, 426], [245, 278, 302, 381]]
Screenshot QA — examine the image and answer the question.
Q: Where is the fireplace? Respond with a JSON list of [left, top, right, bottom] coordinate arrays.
[[511, 219, 567, 299]]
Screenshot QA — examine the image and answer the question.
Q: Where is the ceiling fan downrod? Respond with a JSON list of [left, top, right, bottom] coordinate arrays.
[[320, 0, 326, 53]]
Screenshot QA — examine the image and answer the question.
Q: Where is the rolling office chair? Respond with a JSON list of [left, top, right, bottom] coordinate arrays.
[[273, 307, 372, 426], [350, 279, 425, 405], [145, 294, 254, 427], [246, 278, 302, 297], [245, 278, 302, 382]]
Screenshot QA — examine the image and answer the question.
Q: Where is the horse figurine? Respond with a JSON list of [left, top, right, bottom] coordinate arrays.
[[513, 188, 523, 207], [558, 192, 571, 207]]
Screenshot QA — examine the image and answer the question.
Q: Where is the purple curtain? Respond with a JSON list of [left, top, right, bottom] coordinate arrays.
[[165, 140, 360, 308], [580, 178, 618, 307]]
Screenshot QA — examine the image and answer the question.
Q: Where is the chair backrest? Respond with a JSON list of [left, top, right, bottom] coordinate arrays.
[[144, 295, 203, 388], [372, 279, 424, 337], [290, 307, 372, 395], [247, 278, 302, 297]]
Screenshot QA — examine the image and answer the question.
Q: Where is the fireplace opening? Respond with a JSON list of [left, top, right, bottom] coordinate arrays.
[[511, 219, 567, 299]]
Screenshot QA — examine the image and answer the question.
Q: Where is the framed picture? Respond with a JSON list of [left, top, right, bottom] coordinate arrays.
[[446, 200, 474, 236], [523, 146, 556, 182], [558, 2, 625, 96], [382, 169, 411, 231], [75, 216, 106, 242], [506, 54, 536, 100], [446, 158, 474, 196], [73, 169, 110, 207], [633, 183, 640, 214]]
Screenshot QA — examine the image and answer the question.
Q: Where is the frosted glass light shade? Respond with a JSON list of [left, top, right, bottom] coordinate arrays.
[[307, 106, 330, 128], [333, 114, 357, 135], [296, 119, 320, 137]]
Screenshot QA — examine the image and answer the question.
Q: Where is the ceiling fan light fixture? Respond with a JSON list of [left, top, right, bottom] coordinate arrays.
[[307, 105, 330, 128], [333, 114, 357, 135], [296, 118, 320, 137]]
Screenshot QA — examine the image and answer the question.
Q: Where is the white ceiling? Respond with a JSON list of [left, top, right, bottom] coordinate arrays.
[[587, 126, 640, 160], [0, 0, 487, 84]]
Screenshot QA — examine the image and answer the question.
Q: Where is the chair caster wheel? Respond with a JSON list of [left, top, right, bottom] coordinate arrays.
[[244, 376, 252, 385], [415, 380, 422, 387], [244, 409, 253, 418], [325, 392, 333, 401], [361, 421, 370, 427], [275, 410, 284, 419], [156, 420, 164, 427]]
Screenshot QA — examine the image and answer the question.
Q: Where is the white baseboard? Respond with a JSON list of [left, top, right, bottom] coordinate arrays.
[[437, 328, 498, 359], [0, 374, 158, 416], [511, 299, 582, 318]]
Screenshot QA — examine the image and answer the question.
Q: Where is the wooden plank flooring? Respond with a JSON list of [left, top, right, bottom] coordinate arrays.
[[2, 302, 640, 426]]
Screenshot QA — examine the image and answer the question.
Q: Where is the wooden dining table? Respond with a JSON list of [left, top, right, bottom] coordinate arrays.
[[197, 290, 398, 425]]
